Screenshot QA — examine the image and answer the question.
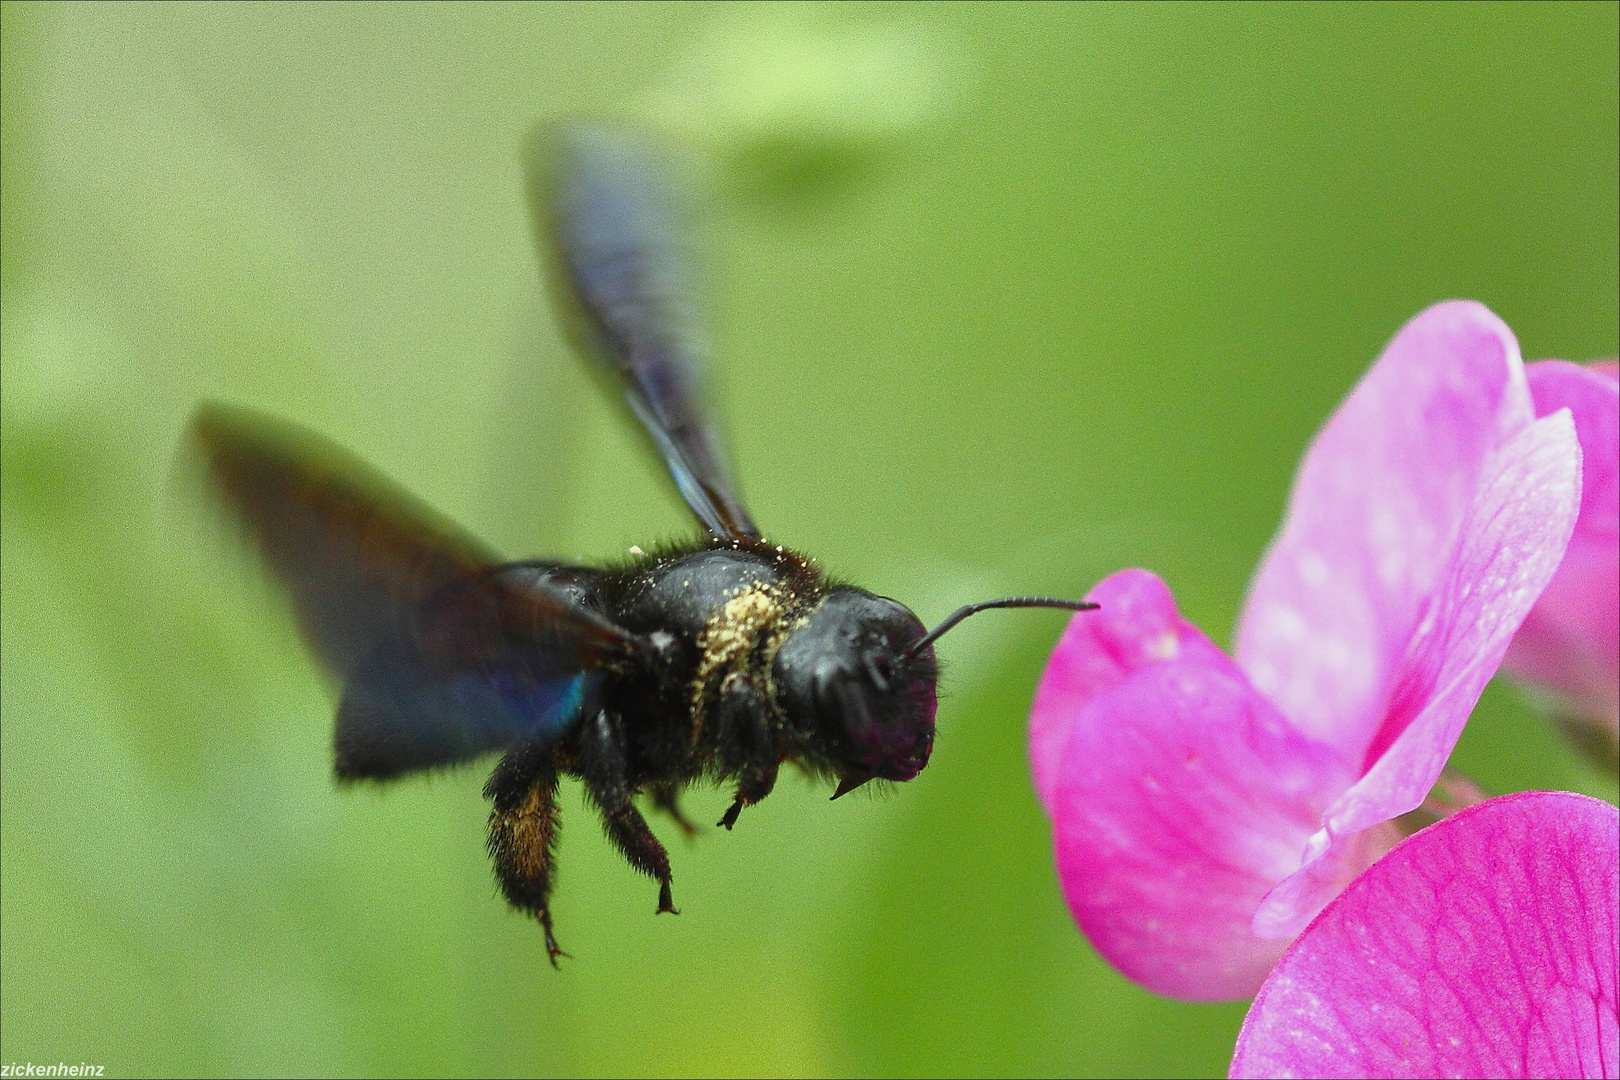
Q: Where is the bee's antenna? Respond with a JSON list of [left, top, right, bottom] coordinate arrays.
[[904, 596, 1099, 659]]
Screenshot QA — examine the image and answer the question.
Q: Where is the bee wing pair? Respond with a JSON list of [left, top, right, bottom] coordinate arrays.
[[193, 125, 751, 777]]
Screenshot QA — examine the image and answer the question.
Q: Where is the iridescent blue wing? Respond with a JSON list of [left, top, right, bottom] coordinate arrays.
[[330, 580, 603, 781], [533, 124, 760, 539], [191, 403, 637, 780]]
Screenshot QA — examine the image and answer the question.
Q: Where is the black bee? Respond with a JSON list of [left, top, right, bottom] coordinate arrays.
[[190, 125, 1093, 963]]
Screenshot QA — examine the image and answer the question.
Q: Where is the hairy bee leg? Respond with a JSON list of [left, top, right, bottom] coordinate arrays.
[[596, 802, 679, 914], [649, 784, 700, 838], [484, 742, 569, 966], [718, 762, 778, 831], [579, 710, 678, 914]]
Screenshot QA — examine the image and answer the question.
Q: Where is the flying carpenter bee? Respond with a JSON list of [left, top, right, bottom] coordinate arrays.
[[190, 125, 1094, 963]]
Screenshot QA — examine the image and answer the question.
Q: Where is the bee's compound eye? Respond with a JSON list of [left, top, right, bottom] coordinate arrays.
[[864, 652, 894, 692], [810, 666, 842, 712]]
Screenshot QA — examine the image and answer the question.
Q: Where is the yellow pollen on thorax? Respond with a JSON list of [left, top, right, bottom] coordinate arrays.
[[691, 584, 788, 724]]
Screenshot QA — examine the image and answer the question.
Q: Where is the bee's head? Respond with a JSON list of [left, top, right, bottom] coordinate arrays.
[[774, 586, 938, 793], [774, 589, 1097, 798]]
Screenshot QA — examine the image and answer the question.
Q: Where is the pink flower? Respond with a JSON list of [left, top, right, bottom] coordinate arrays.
[[1230, 791, 1619, 1080], [1503, 360, 1619, 764], [1030, 302, 1586, 999]]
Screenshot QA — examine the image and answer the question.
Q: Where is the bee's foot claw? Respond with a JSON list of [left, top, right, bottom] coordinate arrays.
[[544, 939, 571, 967]]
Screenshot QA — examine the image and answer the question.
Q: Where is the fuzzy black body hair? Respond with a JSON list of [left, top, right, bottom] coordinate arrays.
[[481, 534, 850, 960], [497, 535, 833, 792]]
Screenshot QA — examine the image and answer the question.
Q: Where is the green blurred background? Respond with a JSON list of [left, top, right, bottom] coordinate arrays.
[[3, 3, 1616, 1077]]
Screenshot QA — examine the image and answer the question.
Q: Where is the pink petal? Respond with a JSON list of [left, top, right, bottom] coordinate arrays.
[[1237, 301, 1536, 761], [1256, 410, 1583, 937], [1231, 792, 1620, 1080], [1505, 360, 1620, 730], [1530, 361, 1618, 528], [1044, 572, 1355, 1000], [1030, 569, 1229, 813]]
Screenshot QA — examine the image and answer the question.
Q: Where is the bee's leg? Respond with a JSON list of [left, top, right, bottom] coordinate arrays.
[[578, 710, 678, 914], [718, 761, 778, 831], [649, 784, 700, 839], [484, 741, 568, 966], [715, 679, 780, 830], [598, 799, 679, 914]]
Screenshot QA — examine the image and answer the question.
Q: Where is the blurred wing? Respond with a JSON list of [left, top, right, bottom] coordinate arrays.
[[531, 124, 760, 539], [190, 403, 637, 779]]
